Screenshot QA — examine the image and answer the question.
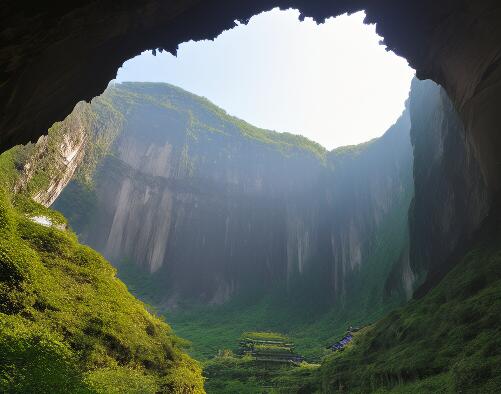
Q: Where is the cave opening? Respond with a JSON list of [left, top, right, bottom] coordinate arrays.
[[2, 1, 501, 392]]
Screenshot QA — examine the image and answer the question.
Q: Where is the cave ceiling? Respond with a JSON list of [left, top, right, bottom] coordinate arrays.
[[1, 1, 501, 188]]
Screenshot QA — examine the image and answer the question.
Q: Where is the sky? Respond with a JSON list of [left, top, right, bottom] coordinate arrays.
[[115, 9, 414, 150]]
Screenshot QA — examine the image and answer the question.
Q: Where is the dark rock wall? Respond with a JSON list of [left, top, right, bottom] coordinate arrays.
[[408, 79, 490, 294]]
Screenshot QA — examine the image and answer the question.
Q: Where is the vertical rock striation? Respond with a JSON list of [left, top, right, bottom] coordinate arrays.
[[51, 82, 414, 311]]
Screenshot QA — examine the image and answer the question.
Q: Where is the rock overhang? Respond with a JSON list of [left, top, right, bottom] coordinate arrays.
[[1, 0, 501, 189]]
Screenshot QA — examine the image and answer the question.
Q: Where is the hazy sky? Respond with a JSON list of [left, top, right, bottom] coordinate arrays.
[[115, 9, 414, 149]]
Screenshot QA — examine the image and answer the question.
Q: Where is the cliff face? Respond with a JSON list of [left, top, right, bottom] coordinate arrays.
[[408, 79, 491, 294], [51, 82, 413, 310], [12, 103, 90, 206]]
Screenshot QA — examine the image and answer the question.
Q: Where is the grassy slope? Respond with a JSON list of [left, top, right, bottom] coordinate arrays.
[[316, 213, 501, 393], [0, 143, 204, 392]]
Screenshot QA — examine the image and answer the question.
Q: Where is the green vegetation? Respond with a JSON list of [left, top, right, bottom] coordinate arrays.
[[317, 215, 501, 393], [167, 297, 332, 361], [167, 286, 391, 364], [202, 332, 318, 394], [0, 143, 34, 192], [241, 332, 289, 342], [13, 194, 67, 227], [329, 139, 376, 158], [204, 351, 319, 394], [0, 187, 204, 393]]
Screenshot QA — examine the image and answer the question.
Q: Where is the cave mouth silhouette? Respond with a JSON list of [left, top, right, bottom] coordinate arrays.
[[3, 1, 499, 167], [3, 1, 499, 198], [2, 2, 501, 392]]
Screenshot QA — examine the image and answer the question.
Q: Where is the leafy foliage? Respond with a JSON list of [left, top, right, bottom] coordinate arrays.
[[0, 146, 27, 191], [0, 190, 204, 393], [0, 314, 87, 393]]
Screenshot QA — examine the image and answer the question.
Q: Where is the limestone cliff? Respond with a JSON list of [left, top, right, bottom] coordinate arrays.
[[51, 82, 413, 311]]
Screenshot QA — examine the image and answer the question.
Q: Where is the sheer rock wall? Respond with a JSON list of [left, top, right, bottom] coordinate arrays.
[[51, 83, 413, 307], [408, 79, 490, 295]]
